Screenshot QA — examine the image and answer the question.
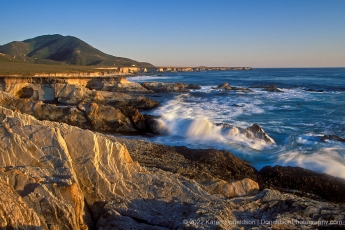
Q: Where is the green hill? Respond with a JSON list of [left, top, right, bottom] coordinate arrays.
[[0, 34, 153, 67]]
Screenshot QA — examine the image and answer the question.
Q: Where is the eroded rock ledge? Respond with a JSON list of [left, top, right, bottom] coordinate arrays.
[[0, 81, 159, 134]]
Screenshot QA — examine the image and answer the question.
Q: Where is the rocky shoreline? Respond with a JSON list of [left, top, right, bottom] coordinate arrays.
[[0, 75, 345, 229]]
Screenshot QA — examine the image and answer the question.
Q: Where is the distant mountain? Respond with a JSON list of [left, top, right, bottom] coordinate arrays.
[[0, 34, 153, 67]]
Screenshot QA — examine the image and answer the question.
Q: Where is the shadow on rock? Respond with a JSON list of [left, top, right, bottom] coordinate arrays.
[[258, 166, 345, 203]]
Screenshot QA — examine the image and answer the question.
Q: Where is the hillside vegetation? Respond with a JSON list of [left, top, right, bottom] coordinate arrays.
[[0, 34, 153, 67]]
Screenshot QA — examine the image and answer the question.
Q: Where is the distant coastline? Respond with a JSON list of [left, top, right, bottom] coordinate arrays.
[[0, 62, 252, 77]]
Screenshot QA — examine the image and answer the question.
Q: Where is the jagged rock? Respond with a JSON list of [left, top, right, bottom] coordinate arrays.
[[141, 82, 200, 93], [81, 102, 136, 132], [321, 134, 345, 143], [258, 165, 345, 203], [0, 107, 224, 229], [0, 178, 41, 229], [114, 138, 259, 181], [244, 123, 275, 144], [119, 106, 147, 131], [0, 91, 88, 128], [0, 91, 153, 133]]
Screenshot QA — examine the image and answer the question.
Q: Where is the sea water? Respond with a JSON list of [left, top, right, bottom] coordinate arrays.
[[127, 68, 345, 179]]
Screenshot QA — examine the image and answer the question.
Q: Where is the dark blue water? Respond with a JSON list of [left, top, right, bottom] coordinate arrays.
[[128, 68, 345, 178]]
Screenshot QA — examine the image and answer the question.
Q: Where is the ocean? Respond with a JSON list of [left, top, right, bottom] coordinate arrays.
[[127, 68, 345, 179]]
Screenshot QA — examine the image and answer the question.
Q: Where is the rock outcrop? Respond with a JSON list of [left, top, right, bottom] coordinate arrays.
[[321, 134, 345, 143], [223, 123, 275, 146], [141, 82, 201, 93], [250, 84, 283, 92], [244, 123, 275, 144], [0, 91, 158, 134], [1, 107, 345, 229], [54, 83, 159, 109], [213, 82, 251, 91], [114, 138, 259, 181], [216, 82, 232, 90], [259, 165, 345, 203]]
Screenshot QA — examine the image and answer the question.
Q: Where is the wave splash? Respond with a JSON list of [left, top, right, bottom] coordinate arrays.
[[156, 116, 275, 150], [277, 148, 345, 179]]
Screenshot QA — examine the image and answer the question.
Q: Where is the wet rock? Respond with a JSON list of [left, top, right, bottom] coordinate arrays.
[[143, 114, 162, 134], [119, 106, 147, 131], [250, 84, 283, 92], [140, 82, 199, 93], [258, 165, 345, 203], [186, 83, 201, 90], [216, 82, 232, 90], [244, 123, 275, 144], [306, 88, 324, 92], [212, 83, 251, 91], [321, 134, 345, 143]]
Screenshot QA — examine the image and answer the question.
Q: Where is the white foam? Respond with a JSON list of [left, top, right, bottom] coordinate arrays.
[[186, 118, 222, 138], [277, 148, 345, 179]]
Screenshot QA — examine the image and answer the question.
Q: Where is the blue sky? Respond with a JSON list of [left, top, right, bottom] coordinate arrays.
[[1, 0, 345, 67]]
